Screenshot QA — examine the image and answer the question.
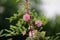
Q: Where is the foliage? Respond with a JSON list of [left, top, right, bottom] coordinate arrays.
[[4, 0, 49, 40], [5, 7, 48, 37]]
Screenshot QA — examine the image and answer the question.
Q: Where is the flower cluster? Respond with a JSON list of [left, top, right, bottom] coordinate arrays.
[[23, 13, 42, 27], [23, 13, 42, 37]]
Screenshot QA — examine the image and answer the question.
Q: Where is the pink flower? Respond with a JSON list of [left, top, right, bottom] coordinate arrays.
[[23, 13, 30, 21], [35, 20, 42, 27], [29, 31, 32, 37]]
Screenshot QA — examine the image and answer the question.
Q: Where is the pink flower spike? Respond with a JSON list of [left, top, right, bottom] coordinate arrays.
[[35, 20, 42, 27], [29, 31, 32, 37], [23, 13, 30, 21]]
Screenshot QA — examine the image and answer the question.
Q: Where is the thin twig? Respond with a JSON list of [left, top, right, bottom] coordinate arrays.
[[25, 0, 34, 31]]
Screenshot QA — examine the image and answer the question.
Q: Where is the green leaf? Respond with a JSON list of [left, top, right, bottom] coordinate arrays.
[[45, 36, 50, 40], [10, 25, 17, 29], [5, 29, 12, 33], [54, 36, 59, 40], [19, 29, 23, 32], [39, 31, 46, 38], [16, 0, 19, 2], [5, 34, 12, 37], [39, 27, 43, 31], [0, 30, 3, 35]]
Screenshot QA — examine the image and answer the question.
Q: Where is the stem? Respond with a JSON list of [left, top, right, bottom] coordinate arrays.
[[25, 0, 29, 14], [25, 0, 34, 31]]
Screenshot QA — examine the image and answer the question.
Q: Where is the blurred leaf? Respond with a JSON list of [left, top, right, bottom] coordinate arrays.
[[0, 30, 3, 35], [54, 36, 59, 40], [39, 27, 43, 31], [56, 33, 60, 35], [40, 31, 46, 38], [45, 36, 50, 40], [10, 25, 17, 29], [16, 0, 19, 2]]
